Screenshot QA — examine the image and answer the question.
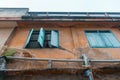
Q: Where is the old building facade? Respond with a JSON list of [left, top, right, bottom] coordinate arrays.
[[1, 8, 120, 80], [0, 8, 120, 59]]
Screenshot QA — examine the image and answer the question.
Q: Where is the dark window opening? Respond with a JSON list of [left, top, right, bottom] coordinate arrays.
[[25, 28, 59, 48], [44, 30, 51, 48]]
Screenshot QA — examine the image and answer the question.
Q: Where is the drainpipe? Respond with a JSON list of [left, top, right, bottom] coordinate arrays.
[[0, 56, 7, 80], [82, 54, 94, 80], [84, 69, 93, 80]]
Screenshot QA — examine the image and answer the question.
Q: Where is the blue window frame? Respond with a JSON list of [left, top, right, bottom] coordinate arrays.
[[25, 28, 59, 48], [85, 30, 120, 48]]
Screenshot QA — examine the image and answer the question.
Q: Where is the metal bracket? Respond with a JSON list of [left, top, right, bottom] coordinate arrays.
[[47, 60, 52, 69]]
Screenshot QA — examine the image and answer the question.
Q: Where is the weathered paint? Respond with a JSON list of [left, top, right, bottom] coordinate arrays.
[[0, 27, 14, 46], [0, 21, 17, 27], [7, 21, 120, 59]]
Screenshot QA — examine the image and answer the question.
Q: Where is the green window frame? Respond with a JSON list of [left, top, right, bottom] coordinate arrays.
[[85, 30, 120, 48], [25, 28, 59, 48]]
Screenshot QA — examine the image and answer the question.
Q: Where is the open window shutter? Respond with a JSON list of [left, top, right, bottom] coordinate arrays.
[[50, 30, 59, 48], [25, 29, 34, 48], [38, 28, 45, 47]]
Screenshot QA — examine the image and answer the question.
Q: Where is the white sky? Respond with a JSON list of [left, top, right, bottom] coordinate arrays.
[[0, 0, 120, 12]]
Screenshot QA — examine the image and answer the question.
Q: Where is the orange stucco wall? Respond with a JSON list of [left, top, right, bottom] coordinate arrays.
[[0, 27, 14, 46], [7, 22, 120, 59]]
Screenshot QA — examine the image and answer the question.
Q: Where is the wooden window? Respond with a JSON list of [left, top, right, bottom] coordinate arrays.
[[25, 28, 59, 48], [85, 30, 120, 48]]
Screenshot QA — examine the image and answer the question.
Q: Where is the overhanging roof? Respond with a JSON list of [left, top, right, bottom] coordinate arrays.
[[0, 8, 120, 21], [22, 12, 120, 22]]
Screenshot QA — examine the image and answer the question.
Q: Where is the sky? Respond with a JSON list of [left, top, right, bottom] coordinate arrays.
[[0, 0, 120, 12]]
